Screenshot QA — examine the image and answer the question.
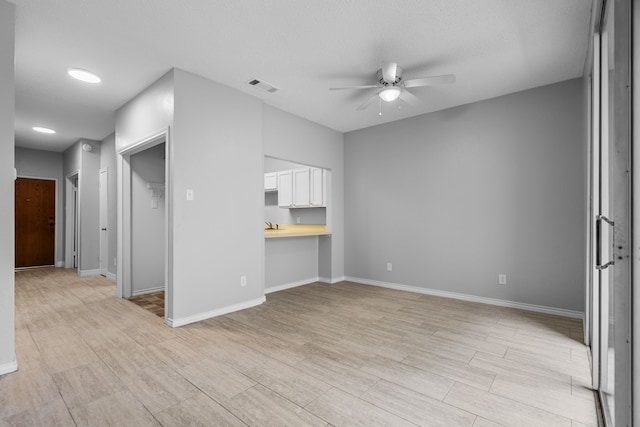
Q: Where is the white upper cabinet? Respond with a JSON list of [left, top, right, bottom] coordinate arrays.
[[277, 170, 293, 208], [310, 167, 324, 206], [293, 168, 310, 207], [275, 167, 326, 209], [264, 172, 277, 192]]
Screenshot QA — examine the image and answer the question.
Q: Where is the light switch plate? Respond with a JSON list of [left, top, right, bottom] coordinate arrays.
[[186, 189, 194, 201]]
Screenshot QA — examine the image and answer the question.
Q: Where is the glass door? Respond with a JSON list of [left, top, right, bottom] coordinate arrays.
[[591, 1, 632, 425], [598, 4, 615, 422]]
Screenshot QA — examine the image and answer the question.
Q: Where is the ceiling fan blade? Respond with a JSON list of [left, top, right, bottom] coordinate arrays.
[[403, 74, 456, 88], [356, 93, 379, 111], [329, 85, 379, 91], [399, 90, 421, 107], [381, 62, 397, 84]]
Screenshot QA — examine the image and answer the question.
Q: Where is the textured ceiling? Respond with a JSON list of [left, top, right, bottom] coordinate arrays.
[[12, 0, 592, 152]]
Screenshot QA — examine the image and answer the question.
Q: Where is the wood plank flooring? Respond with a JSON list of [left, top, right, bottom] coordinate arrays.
[[2, 267, 599, 426], [128, 291, 165, 318]]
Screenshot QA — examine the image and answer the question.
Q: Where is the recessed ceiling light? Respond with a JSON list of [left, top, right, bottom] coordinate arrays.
[[68, 68, 101, 84], [32, 126, 56, 134]]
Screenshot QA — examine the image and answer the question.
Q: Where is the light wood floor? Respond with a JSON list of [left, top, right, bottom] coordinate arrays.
[[2, 268, 598, 427], [128, 291, 165, 318]]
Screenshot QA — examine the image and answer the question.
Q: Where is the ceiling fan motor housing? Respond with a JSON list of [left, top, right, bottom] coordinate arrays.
[[377, 66, 403, 86]]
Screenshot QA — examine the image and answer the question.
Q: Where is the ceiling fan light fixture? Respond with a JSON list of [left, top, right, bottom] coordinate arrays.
[[68, 68, 102, 84], [379, 87, 401, 102]]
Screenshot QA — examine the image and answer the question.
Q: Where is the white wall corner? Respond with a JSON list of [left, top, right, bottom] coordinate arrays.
[[105, 272, 117, 282], [165, 296, 266, 328], [265, 277, 319, 294], [0, 357, 18, 376], [344, 276, 584, 319], [318, 276, 345, 284]]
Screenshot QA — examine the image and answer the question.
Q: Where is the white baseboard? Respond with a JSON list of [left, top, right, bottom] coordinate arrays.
[[132, 286, 164, 296], [78, 269, 101, 277], [344, 276, 584, 319], [265, 278, 319, 294], [0, 357, 18, 376], [166, 296, 266, 328], [105, 272, 117, 282], [318, 276, 345, 284], [55, 261, 64, 268]]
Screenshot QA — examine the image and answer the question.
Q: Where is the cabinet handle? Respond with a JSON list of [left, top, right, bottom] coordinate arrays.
[[596, 214, 615, 270]]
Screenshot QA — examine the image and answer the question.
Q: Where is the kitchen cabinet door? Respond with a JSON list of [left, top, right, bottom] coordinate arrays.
[[310, 168, 324, 206], [293, 168, 310, 207], [277, 170, 293, 207], [264, 172, 277, 191]]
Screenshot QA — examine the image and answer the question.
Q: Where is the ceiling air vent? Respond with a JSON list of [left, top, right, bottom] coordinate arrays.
[[247, 78, 279, 93]]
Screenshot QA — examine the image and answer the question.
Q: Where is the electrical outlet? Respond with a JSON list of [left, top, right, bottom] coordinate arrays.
[[240, 275, 247, 287], [387, 262, 393, 272], [296, 217, 301, 224], [498, 274, 507, 285]]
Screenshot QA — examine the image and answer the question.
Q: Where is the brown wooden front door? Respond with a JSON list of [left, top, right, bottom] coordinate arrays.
[[15, 178, 56, 268]]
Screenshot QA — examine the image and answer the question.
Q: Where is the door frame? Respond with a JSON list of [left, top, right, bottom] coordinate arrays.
[[65, 171, 80, 270], [116, 127, 172, 325], [587, 0, 634, 424], [99, 168, 108, 275], [15, 175, 59, 267]]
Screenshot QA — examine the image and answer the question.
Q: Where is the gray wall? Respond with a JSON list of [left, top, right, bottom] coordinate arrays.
[[170, 68, 264, 322], [14, 147, 65, 266], [63, 139, 101, 274], [131, 143, 165, 294], [263, 105, 345, 283], [115, 70, 174, 152], [265, 237, 319, 290], [99, 133, 117, 277], [345, 78, 586, 312], [0, 0, 15, 373]]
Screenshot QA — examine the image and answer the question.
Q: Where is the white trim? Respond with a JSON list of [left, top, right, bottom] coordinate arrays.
[[0, 357, 17, 376], [345, 276, 584, 319], [318, 276, 345, 284], [265, 278, 319, 294], [55, 261, 64, 268], [165, 297, 266, 328], [64, 171, 80, 270], [78, 269, 101, 277], [99, 168, 109, 276], [105, 272, 117, 282], [117, 128, 170, 304], [131, 286, 164, 296]]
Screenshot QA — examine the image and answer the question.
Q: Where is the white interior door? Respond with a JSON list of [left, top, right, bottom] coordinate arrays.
[[99, 169, 108, 275]]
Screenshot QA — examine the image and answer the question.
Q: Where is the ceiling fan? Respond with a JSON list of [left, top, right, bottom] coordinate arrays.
[[329, 61, 455, 111]]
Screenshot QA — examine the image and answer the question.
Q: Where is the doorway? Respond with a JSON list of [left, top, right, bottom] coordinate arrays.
[[99, 168, 108, 275], [65, 172, 79, 270], [117, 129, 171, 323], [15, 177, 55, 268]]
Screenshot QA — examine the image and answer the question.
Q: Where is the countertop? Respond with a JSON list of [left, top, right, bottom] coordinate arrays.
[[264, 224, 331, 238]]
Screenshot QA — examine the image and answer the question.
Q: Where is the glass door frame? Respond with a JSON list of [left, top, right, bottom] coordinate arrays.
[[588, 0, 633, 425]]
